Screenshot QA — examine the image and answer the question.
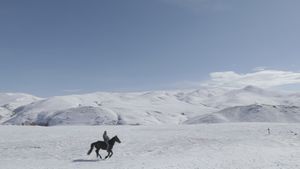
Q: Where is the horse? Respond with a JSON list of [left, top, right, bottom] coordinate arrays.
[[87, 135, 121, 159]]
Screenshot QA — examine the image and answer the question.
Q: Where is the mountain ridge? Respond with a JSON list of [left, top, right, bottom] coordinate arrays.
[[2, 86, 300, 126]]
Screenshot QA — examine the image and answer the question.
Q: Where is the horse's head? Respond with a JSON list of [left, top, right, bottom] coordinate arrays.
[[113, 135, 121, 143]]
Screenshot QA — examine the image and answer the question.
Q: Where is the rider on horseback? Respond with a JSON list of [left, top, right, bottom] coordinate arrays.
[[103, 130, 110, 150], [87, 134, 121, 159]]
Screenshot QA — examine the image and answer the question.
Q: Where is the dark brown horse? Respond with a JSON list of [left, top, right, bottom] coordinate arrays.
[[87, 135, 121, 159]]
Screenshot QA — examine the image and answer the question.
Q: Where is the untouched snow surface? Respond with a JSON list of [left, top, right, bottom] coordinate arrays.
[[1, 123, 300, 169]]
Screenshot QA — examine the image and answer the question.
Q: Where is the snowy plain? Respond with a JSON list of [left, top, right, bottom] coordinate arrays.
[[1, 86, 300, 169], [1, 123, 300, 169]]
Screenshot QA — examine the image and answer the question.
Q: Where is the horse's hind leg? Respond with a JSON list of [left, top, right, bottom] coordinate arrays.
[[95, 150, 98, 157], [96, 149, 102, 159]]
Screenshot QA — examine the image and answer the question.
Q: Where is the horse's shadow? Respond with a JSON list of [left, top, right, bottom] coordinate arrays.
[[72, 159, 101, 163]]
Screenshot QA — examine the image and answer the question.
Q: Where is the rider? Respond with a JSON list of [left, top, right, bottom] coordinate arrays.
[[103, 130, 110, 150]]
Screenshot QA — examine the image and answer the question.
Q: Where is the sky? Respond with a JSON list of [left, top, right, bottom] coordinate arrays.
[[1, 0, 300, 97]]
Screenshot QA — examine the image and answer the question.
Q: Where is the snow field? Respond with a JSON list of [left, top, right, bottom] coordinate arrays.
[[1, 123, 300, 169]]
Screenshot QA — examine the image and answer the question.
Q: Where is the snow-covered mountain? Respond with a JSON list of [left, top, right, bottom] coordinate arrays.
[[5, 106, 120, 126], [185, 104, 300, 124], [0, 93, 42, 110], [4, 91, 215, 125], [0, 93, 42, 123], [0, 107, 12, 123], [196, 86, 295, 108], [2, 86, 300, 126]]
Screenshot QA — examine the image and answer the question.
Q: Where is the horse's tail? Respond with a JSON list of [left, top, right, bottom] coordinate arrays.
[[87, 143, 95, 155]]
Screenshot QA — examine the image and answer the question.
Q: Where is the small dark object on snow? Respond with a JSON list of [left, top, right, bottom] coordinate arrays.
[[267, 128, 270, 135]]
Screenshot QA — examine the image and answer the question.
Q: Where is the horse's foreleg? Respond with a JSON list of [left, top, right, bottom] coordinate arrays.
[[109, 150, 113, 158], [104, 151, 110, 159]]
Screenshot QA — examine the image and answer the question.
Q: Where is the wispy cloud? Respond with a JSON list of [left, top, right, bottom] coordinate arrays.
[[203, 69, 300, 89], [252, 66, 268, 72], [169, 80, 204, 89], [63, 89, 82, 93], [161, 0, 232, 13]]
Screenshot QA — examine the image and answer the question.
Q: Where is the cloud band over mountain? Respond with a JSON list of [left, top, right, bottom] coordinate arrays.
[[205, 69, 300, 89]]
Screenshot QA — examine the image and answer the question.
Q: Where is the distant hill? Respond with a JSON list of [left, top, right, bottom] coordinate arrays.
[[2, 86, 300, 126], [185, 104, 300, 124]]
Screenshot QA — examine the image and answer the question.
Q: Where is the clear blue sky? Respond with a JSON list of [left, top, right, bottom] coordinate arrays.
[[1, 0, 300, 96]]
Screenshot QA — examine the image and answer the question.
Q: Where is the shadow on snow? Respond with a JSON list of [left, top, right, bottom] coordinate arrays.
[[72, 159, 101, 163]]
